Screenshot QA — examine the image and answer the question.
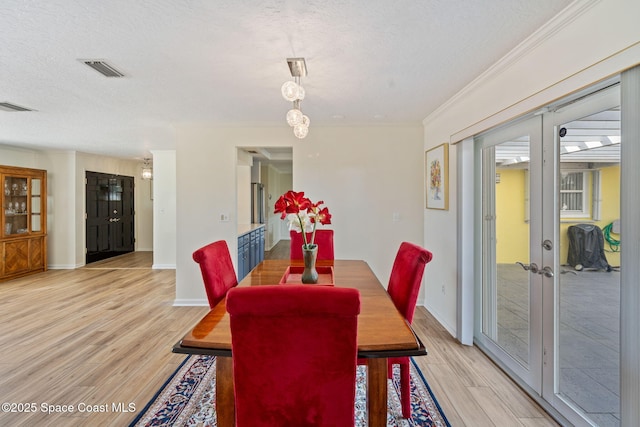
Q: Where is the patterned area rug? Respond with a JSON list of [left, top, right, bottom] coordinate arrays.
[[130, 355, 450, 426]]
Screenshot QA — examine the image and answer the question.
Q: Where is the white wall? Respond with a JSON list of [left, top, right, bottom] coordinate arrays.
[[37, 150, 77, 268], [0, 145, 39, 167], [174, 125, 423, 305], [151, 150, 176, 269], [137, 171, 153, 252], [293, 126, 425, 283], [236, 149, 252, 225], [422, 0, 640, 334]]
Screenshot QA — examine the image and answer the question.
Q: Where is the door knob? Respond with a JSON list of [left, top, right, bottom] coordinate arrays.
[[516, 262, 539, 273], [539, 266, 554, 277]]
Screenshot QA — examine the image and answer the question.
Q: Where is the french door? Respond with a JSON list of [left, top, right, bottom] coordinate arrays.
[[86, 171, 135, 263], [475, 84, 621, 425], [475, 115, 544, 393]]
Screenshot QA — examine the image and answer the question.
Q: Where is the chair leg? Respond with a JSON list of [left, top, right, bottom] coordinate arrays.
[[400, 360, 411, 418]]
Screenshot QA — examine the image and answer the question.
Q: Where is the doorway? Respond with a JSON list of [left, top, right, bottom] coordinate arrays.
[[237, 147, 293, 250], [474, 84, 621, 425], [86, 171, 135, 264]]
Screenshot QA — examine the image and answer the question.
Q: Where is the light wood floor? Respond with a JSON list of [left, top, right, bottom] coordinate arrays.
[[411, 312, 559, 426], [264, 239, 291, 260], [0, 251, 558, 426]]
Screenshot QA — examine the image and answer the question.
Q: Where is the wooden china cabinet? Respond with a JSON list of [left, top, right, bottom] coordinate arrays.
[[1, 165, 47, 282]]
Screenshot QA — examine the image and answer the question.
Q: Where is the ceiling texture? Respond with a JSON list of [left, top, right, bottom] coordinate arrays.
[[0, 0, 573, 160]]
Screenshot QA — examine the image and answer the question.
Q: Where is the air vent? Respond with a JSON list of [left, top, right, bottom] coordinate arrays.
[[81, 60, 125, 77], [0, 102, 33, 112]]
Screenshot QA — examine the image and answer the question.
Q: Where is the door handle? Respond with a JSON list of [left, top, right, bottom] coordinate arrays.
[[516, 261, 539, 273], [538, 266, 554, 277]]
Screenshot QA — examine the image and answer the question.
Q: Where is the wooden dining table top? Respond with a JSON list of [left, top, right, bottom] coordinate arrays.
[[175, 259, 426, 358]]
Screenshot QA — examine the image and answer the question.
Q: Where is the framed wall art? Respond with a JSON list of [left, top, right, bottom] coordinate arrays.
[[425, 143, 449, 210]]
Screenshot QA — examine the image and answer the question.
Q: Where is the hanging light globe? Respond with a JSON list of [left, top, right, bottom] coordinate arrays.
[[296, 85, 305, 101], [281, 81, 300, 102], [286, 108, 303, 127], [301, 115, 310, 127], [294, 124, 309, 139]]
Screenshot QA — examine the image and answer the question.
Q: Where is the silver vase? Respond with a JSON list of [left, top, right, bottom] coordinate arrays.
[[301, 245, 319, 284]]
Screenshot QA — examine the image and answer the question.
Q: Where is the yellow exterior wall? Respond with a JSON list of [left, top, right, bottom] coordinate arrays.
[[495, 168, 529, 263], [496, 165, 621, 267]]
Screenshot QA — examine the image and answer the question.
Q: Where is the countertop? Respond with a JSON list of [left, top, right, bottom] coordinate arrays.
[[237, 223, 265, 236]]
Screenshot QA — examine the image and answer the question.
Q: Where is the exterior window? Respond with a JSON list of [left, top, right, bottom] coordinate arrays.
[[560, 171, 589, 217]]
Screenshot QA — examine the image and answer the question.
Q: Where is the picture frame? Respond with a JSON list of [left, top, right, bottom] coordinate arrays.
[[425, 143, 449, 210]]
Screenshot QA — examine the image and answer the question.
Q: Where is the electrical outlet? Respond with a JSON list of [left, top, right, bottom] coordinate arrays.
[[441, 285, 445, 294], [219, 213, 230, 222]]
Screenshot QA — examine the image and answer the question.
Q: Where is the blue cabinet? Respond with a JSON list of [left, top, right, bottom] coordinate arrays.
[[258, 227, 265, 263], [237, 225, 265, 281]]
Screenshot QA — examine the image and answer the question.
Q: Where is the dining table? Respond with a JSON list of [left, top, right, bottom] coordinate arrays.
[[173, 259, 427, 427]]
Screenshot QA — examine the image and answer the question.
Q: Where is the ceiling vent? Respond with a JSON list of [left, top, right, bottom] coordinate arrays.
[[81, 60, 125, 77], [0, 102, 34, 112]]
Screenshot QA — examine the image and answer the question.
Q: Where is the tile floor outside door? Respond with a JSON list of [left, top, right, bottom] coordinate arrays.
[[497, 263, 620, 426]]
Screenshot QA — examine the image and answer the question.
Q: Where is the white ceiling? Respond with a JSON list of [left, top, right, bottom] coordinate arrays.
[[0, 0, 573, 160]]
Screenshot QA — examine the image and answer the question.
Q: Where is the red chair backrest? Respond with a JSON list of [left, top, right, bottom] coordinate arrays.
[[289, 229, 335, 260], [386, 242, 433, 324], [227, 285, 360, 427], [192, 240, 238, 308]]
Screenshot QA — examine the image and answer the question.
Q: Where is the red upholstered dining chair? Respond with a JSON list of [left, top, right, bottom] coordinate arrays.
[[227, 284, 361, 427], [289, 229, 335, 260], [192, 240, 238, 309], [385, 241, 433, 418]]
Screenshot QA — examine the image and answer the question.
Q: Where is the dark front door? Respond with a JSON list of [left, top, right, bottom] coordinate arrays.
[[86, 171, 135, 263]]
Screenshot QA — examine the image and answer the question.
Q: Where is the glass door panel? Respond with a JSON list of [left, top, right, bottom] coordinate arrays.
[[476, 116, 542, 393], [547, 90, 621, 426], [3, 176, 28, 236]]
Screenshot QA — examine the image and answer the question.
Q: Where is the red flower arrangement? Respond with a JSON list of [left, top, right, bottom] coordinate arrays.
[[273, 190, 331, 249]]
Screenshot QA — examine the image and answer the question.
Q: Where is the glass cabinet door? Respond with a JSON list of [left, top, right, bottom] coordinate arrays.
[[3, 175, 29, 236], [31, 178, 42, 232]]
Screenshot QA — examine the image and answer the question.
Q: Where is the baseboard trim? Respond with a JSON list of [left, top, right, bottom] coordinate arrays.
[[422, 303, 457, 339], [152, 264, 176, 269], [48, 264, 79, 270], [173, 299, 208, 307]]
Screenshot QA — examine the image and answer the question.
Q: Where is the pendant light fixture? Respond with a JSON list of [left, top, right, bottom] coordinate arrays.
[[141, 158, 153, 180], [281, 58, 310, 139]]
